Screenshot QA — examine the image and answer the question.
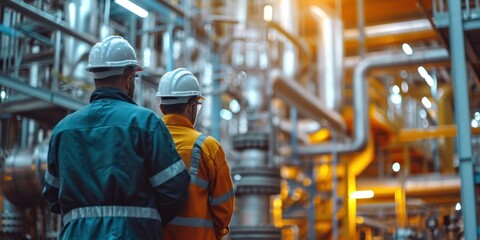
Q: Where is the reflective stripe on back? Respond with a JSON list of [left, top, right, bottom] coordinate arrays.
[[45, 170, 59, 188], [63, 206, 162, 224], [63, 206, 161, 225], [191, 175, 209, 189], [209, 189, 235, 206], [149, 160, 187, 188], [168, 216, 213, 228], [189, 134, 207, 176]]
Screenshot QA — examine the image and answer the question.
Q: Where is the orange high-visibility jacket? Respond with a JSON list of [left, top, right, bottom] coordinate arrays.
[[162, 114, 235, 240]]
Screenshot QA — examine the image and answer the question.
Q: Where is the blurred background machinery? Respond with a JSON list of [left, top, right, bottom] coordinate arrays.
[[1, 0, 480, 239]]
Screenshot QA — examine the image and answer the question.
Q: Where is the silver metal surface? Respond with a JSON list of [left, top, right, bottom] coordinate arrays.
[[0, 0, 98, 45], [1, 141, 49, 208], [0, 75, 86, 111], [63, 0, 98, 85], [297, 48, 450, 156]]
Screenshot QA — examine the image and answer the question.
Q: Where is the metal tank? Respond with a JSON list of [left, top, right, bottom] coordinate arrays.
[[1, 140, 48, 209]]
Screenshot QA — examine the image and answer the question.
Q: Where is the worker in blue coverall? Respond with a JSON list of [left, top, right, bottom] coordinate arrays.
[[42, 35, 190, 239]]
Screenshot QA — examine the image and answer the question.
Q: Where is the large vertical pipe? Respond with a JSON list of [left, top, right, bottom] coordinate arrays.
[[311, 5, 344, 111], [447, 0, 478, 238], [357, 0, 366, 58], [63, 0, 98, 85], [163, 23, 174, 72]]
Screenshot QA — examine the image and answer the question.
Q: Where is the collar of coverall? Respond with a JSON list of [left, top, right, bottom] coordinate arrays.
[[90, 87, 137, 105], [162, 114, 194, 129]]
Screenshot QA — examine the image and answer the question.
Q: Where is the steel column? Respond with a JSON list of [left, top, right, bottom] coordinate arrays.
[[447, 0, 478, 238]]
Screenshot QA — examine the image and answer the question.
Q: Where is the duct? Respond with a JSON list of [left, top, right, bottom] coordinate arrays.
[[270, 70, 347, 133], [0, 0, 98, 45], [297, 49, 450, 156], [63, 0, 98, 85], [311, 5, 344, 111], [0, 75, 86, 111]]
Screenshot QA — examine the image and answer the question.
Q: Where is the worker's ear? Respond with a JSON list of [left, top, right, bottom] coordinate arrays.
[[125, 73, 136, 98]]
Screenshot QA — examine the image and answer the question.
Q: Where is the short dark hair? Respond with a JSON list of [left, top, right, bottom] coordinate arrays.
[[160, 96, 199, 114]]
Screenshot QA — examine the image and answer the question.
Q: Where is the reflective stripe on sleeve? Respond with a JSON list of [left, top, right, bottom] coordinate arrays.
[[149, 160, 187, 188], [168, 216, 214, 228], [209, 189, 235, 206], [191, 175, 209, 189], [189, 134, 207, 176], [45, 170, 59, 188], [63, 206, 161, 225]]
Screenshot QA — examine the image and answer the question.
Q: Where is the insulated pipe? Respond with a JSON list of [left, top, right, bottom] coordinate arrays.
[[270, 70, 347, 133], [0, 0, 98, 45], [297, 48, 450, 156], [311, 5, 344, 111], [357, 174, 460, 194]]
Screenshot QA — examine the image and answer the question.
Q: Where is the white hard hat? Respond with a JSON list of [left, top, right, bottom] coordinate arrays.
[[86, 35, 143, 79], [156, 68, 204, 105]]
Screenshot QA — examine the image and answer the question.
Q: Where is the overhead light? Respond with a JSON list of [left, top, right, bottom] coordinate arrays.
[[455, 202, 461, 211], [0, 90, 6, 99], [350, 190, 374, 199], [422, 97, 432, 109], [392, 162, 401, 172], [220, 109, 233, 121], [401, 81, 409, 93], [114, 0, 148, 18], [390, 94, 402, 105], [402, 43, 413, 55], [418, 66, 434, 87], [391, 85, 400, 94], [229, 99, 241, 113], [263, 5, 273, 22], [472, 119, 479, 128], [475, 112, 480, 121]]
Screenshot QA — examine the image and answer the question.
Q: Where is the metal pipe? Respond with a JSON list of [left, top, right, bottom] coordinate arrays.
[[270, 70, 347, 133], [357, 0, 366, 58], [143, 0, 212, 45], [311, 5, 344, 111], [267, 21, 313, 62], [297, 48, 449, 156], [357, 174, 460, 194], [447, 0, 478, 238], [0, 75, 86, 111], [0, 0, 98, 45]]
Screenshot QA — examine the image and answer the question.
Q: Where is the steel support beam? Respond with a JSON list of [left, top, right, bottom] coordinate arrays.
[[447, 0, 478, 238], [0, 0, 98, 45], [0, 75, 86, 111]]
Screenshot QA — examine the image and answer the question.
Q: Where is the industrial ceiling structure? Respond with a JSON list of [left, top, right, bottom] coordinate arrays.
[[1, 0, 480, 239]]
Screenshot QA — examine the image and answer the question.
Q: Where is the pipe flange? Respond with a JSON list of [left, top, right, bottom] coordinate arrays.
[[229, 225, 282, 240], [232, 167, 281, 195], [232, 133, 269, 150]]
